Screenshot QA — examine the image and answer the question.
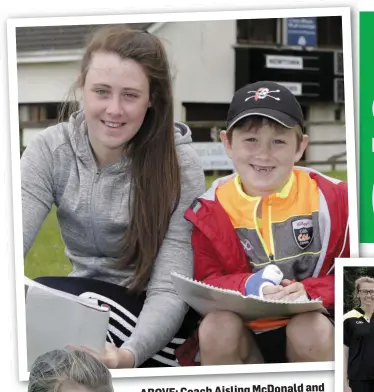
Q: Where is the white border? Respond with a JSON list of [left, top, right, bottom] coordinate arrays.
[[7, 6, 357, 382], [341, 8, 359, 259], [6, 7, 356, 27], [334, 258, 374, 392], [359, 243, 374, 255]]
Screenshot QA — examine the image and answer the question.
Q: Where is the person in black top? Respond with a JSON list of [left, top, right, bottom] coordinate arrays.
[[344, 276, 374, 392]]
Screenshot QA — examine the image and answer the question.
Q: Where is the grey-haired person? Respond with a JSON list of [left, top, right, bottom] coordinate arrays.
[[28, 349, 114, 392]]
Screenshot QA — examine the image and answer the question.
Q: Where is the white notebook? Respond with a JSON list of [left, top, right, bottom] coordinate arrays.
[[25, 277, 110, 371], [171, 272, 326, 321]]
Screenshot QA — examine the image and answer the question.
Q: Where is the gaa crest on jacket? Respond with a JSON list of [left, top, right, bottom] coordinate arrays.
[[292, 218, 314, 249]]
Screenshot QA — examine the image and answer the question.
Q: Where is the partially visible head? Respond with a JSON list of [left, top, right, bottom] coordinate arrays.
[[75, 25, 173, 156], [354, 276, 374, 307], [28, 349, 114, 392], [221, 81, 308, 197]]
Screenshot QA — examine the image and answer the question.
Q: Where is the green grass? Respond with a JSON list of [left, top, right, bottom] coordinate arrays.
[[24, 205, 71, 279], [322, 170, 347, 181], [24, 170, 347, 279]]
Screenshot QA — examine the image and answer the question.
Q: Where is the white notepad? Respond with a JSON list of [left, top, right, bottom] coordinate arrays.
[[171, 272, 326, 321], [25, 277, 110, 371]]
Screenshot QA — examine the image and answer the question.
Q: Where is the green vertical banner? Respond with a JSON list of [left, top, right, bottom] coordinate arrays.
[[360, 12, 374, 243]]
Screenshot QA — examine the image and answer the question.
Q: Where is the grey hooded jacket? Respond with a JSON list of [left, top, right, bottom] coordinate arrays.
[[21, 110, 205, 367]]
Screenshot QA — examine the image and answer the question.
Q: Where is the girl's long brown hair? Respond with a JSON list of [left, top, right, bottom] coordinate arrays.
[[69, 26, 181, 292]]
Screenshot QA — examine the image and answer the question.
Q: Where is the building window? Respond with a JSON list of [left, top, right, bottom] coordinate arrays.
[[237, 19, 278, 45], [45, 103, 59, 120], [18, 101, 79, 124], [317, 16, 342, 48], [183, 102, 229, 142]]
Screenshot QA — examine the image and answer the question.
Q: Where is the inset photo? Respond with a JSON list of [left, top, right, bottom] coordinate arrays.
[[335, 259, 374, 392]]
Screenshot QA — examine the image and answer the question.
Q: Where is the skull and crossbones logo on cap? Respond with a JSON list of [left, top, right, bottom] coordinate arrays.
[[245, 87, 281, 102]]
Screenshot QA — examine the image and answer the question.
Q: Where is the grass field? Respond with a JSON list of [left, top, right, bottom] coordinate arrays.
[[24, 170, 347, 279]]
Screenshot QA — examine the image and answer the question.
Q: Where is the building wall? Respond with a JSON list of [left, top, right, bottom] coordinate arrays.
[[17, 20, 236, 121], [155, 20, 236, 120], [17, 62, 80, 103], [307, 103, 347, 171]]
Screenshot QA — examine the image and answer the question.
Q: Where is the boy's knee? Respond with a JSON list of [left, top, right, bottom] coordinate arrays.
[[198, 311, 245, 355], [286, 312, 334, 360]]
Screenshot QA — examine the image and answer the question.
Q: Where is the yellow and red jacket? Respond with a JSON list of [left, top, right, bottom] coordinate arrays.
[[176, 166, 349, 366]]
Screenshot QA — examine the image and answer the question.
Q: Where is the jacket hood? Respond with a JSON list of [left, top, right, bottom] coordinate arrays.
[[174, 121, 193, 146]]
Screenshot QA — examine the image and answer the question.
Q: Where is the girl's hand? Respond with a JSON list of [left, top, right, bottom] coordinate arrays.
[[66, 342, 135, 369]]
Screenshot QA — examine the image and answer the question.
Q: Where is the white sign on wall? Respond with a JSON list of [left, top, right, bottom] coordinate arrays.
[[265, 55, 303, 70], [192, 142, 234, 170], [275, 81, 302, 96]]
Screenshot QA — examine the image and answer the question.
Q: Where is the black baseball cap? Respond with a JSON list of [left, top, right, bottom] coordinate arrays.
[[226, 81, 305, 132]]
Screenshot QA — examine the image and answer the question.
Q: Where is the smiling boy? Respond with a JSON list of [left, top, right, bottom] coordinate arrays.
[[181, 81, 350, 365]]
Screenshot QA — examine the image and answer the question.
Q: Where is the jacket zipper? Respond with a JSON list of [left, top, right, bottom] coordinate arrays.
[[91, 169, 103, 254], [268, 198, 275, 261], [254, 198, 274, 262]]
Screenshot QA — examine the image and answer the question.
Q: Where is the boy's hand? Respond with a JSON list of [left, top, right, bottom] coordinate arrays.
[[262, 285, 287, 300], [280, 281, 307, 301], [262, 280, 307, 301]]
